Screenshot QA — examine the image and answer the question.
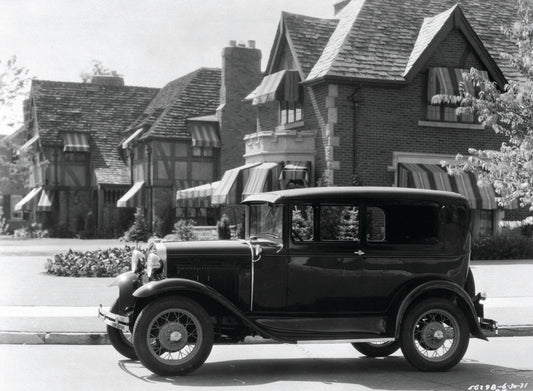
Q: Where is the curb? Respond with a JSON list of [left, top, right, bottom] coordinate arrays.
[[1, 326, 533, 345]]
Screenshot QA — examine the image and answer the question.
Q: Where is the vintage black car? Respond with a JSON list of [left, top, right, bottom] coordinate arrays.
[[99, 186, 497, 376]]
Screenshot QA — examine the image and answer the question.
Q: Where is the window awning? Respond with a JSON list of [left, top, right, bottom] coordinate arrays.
[[189, 123, 221, 148], [211, 162, 261, 205], [398, 163, 498, 209], [14, 187, 42, 212], [18, 135, 39, 154], [279, 161, 311, 187], [245, 70, 300, 105], [122, 127, 144, 149], [176, 181, 221, 208], [117, 181, 144, 208], [63, 132, 90, 152], [242, 162, 281, 200], [37, 189, 54, 212]]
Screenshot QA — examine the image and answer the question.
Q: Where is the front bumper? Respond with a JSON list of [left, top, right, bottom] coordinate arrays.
[[98, 305, 130, 332]]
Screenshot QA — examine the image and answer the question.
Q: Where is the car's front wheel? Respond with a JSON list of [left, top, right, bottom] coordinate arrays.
[[352, 341, 400, 357], [107, 299, 137, 360], [400, 298, 469, 371], [133, 296, 213, 376]]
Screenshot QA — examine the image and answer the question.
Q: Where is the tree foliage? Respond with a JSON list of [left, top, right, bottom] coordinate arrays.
[[443, 0, 533, 228], [0, 55, 30, 132]]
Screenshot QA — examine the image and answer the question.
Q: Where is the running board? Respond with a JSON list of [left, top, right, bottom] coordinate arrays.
[[296, 337, 395, 344]]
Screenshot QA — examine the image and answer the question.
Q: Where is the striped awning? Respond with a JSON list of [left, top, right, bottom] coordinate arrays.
[[279, 161, 311, 187], [122, 127, 144, 149], [117, 181, 144, 208], [176, 181, 220, 208], [14, 187, 42, 212], [63, 132, 90, 152], [189, 123, 220, 148], [37, 190, 54, 212], [18, 135, 39, 154], [211, 162, 261, 205], [245, 70, 300, 105], [242, 162, 281, 200], [398, 163, 498, 210]]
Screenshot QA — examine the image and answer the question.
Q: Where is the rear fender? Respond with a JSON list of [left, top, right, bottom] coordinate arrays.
[[133, 278, 291, 342], [394, 280, 487, 341]]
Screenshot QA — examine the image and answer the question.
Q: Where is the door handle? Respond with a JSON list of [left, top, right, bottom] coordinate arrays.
[[354, 250, 365, 256]]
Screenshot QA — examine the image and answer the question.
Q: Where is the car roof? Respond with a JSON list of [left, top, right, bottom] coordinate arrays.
[[242, 186, 469, 205]]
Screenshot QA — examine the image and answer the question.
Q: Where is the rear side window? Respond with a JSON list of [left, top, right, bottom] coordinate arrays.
[[367, 204, 439, 244]]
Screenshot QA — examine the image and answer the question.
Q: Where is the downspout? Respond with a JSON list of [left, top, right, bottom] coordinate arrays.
[[145, 143, 153, 231], [348, 85, 363, 186]]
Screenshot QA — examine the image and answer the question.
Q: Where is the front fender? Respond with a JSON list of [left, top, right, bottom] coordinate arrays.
[[109, 271, 141, 316], [394, 280, 487, 341], [133, 278, 292, 342]]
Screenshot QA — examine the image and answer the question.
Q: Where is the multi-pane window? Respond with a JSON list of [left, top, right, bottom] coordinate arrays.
[[279, 101, 303, 125], [426, 67, 489, 123], [477, 210, 494, 237], [192, 146, 213, 158]]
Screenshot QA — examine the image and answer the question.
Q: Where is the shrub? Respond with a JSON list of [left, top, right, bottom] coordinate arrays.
[[471, 235, 533, 260], [122, 208, 150, 242], [45, 246, 137, 277], [13, 223, 49, 239], [167, 219, 197, 241], [0, 210, 9, 235]]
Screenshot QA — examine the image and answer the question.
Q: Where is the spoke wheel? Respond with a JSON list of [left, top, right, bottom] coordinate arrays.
[[107, 299, 137, 360], [133, 296, 213, 376], [401, 298, 469, 371], [352, 341, 400, 357]]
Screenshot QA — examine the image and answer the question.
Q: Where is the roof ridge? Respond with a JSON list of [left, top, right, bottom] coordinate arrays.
[[31, 79, 159, 91], [281, 10, 337, 22], [306, 0, 366, 81]]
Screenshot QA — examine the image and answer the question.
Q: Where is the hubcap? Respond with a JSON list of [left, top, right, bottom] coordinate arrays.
[[421, 321, 447, 350], [158, 322, 188, 351]]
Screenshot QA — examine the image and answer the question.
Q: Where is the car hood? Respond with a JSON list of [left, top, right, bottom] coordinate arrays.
[[161, 240, 252, 257]]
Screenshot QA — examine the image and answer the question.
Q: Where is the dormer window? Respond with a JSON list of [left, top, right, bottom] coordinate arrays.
[[245, 69, 303, 125], [426, 67, 488, 123]]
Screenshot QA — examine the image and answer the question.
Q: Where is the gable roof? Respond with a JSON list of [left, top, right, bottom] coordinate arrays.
[[285, 0, 522, 84], [126, 68, 221, 141], [30, 80, 158, 185], [268, 12, 338, 78]]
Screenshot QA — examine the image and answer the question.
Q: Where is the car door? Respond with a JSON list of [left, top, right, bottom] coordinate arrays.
[[286, 201, 367, 313]]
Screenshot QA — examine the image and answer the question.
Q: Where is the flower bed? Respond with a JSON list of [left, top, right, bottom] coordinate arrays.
[[45, 246, 137, 277]]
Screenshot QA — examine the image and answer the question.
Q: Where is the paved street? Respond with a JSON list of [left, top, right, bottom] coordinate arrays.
[[1, 338, 532, 391]]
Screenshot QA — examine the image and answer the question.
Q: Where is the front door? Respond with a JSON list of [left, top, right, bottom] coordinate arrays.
[[286, 202, 367, 313]]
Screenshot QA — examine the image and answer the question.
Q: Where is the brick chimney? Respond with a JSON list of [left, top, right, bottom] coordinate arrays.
[[334, 0, 351, 15], [218, 40, 262, 172], [90, 75, 125, 87]]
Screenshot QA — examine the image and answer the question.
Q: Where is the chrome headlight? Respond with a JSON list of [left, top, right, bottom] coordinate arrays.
[[131, 249, 145, 273], [146, 243, 167, 280]]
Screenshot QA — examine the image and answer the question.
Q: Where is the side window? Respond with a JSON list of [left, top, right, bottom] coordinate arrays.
[[291, 204, 314, 242], [370, 204, 439, 244], [319, 205, 360, 242]]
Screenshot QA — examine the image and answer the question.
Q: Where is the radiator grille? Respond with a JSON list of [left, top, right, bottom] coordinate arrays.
[[175, 264, 240, 298]]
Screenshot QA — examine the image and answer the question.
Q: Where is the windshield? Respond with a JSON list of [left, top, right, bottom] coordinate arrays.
[[248, 203, 283, 240]]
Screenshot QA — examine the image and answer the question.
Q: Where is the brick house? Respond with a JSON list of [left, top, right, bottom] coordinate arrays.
[[17, 77, 158, 236], [206, 0, 522, 238]]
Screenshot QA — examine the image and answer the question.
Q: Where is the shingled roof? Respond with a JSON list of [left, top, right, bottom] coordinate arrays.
[[126, 68, 221, 141], [277, 12, 338, 77], [30, 80, 158, 185], [286, 0, 522, 83]]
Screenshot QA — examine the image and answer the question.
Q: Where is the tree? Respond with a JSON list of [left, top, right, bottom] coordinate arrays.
[[441, 0, 533, 229], [123, 208, 150, 242], [80, 60, 121, 83], [0, 55, 30, 132]]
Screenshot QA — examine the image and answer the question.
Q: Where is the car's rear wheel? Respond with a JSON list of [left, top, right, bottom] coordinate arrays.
[[352, 341, 400, 357], [133, 296, 213, 376], [107, 299, 137, 360], [400, 298, 469, 371]]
